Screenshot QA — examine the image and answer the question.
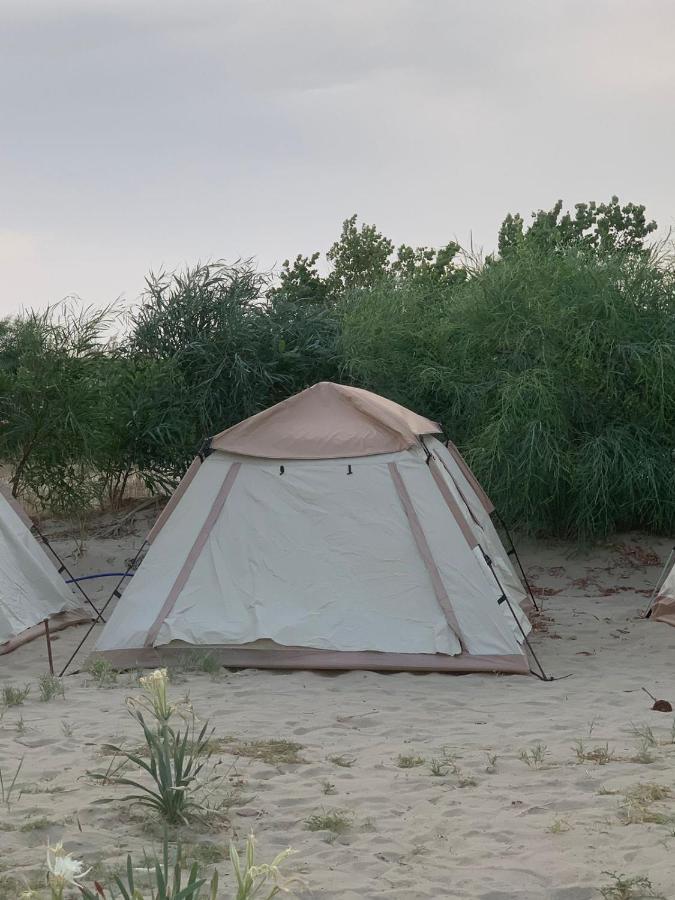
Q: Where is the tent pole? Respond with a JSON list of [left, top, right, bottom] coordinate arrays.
[[44, 618, 54, 675], [59, 540, 149, 677], [32, 523, 105, 623], [645, 546, 675, 618], [478, 546, 551, 681], [494, 511, 540, 613]]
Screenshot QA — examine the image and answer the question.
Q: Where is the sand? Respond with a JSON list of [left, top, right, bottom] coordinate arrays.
[[2, 515, 675, 899]]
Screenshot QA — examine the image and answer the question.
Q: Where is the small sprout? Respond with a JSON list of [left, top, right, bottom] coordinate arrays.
[[321, 780, 337, 795], [458, 774, 478, 788], [15, 716, 26, 734], [61, 721, 74, 737], [428, 758, 450, 777], [485, 752, 498, 773], [630, 740, 656, 765], [547, 818, 570, 834], [327, 754, 356, 768], [630, 723, 657, 748], [396, 754, 425, 769]]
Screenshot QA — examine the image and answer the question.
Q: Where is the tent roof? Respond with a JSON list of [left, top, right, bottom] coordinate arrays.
[[210, 382, 441, 459]]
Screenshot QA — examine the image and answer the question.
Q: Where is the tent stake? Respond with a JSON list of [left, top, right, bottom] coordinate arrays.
[[44, 618, 54, 675]]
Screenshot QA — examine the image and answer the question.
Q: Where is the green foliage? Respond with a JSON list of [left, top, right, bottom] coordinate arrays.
[[498, 196, 657, 257], [0, 197, 673, 540], [0, 303, 115, 513], [92, 710, 215, 825], [79, 833, 217, 900], [340, 214, 675, 537]]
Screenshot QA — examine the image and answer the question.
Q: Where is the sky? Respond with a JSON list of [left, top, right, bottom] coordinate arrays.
[[2, 0, 675, 313]]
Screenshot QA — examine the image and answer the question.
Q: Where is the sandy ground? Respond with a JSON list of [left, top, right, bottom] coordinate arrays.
[[2, 513, 675, 899]]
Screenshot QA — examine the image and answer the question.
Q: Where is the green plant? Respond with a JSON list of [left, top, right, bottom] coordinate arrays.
[[80, 835, 217, 900], [321, 780, 336, 795], [518, 743, 548, 768], [630, 723, 657, 748], [428, 758, 449, 777], [91, 669, 219, 825], [631, 741, 656, 764], [599, 871, 664, 899], [61, 720, 74, 737], [573, 739, 615, 765], [2, 684, 30, 707], [305, 809, 353, 835], [39, 673, 65, 702], [229, 834, 297, 899], [87, 658, 118, 687], [395, 754, 425, 769], [485, 752, 498, 773], [327, 754, 355, 768], [619, 783, 672, 825]]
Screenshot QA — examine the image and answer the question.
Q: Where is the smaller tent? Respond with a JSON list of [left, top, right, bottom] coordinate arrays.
[[93, 383, 541, 676], [0, 485, 90, 655], [648, 549, 675, 627]]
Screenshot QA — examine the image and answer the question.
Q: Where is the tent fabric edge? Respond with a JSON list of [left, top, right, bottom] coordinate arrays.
[[87, 645, 530, 674]]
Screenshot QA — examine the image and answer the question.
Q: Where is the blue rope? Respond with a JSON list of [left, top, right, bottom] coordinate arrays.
[[64, 572, 134, 585]]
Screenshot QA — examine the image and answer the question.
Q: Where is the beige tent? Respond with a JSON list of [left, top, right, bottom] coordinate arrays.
[[0, 486, 91, 655], [93, 383, 540, 675], [647, 548, 675, 626]]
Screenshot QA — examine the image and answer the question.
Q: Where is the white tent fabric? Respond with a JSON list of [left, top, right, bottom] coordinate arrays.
[[0, 488, 84, 647], [95, 386, 533, 674], [426, 438, 531, 638]]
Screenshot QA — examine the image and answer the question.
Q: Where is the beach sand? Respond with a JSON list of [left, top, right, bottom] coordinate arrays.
[[1, 513, 675, 899]]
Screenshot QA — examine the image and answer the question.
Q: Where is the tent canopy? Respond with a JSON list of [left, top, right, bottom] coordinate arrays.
[[211, 382, 441, 459]]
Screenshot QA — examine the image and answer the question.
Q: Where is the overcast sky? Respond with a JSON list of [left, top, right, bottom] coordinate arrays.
[[1, 0, 674, 313]]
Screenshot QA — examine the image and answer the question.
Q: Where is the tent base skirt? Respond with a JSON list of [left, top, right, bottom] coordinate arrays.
[[650, 596, 675, 627], [88, 643, 530, 675], [0, 610, 93, 656]]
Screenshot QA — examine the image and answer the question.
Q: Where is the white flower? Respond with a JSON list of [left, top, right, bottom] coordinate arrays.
[[47, 840, 91, 893]]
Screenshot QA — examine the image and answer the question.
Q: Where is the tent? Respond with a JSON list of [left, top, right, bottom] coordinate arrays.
[[646, 547, 675, 626], [92, 383, 541, 675], [0, 485, 91, 655]]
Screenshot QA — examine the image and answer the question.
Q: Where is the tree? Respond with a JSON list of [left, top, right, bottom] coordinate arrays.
[[498, 196, 657, 257], [270, 253, 330, 305], [326, 214, 394, 292]]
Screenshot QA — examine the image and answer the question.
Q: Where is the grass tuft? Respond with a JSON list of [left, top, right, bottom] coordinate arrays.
[[305, 808, 353, 835], [38, 673, 65, 702], [573, 739, 615, 765], [86, 659, 118, 687], [2, 685, 30, 707], [396, 754, 425, 769]]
